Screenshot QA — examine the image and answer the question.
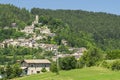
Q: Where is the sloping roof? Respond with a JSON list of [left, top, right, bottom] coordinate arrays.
[[23, 59, 51, 64]]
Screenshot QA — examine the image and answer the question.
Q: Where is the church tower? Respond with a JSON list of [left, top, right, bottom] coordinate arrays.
[[35, 15, 39, 24]]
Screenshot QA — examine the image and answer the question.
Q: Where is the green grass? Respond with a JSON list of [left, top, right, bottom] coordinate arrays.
[[15, 67, 120, 80]]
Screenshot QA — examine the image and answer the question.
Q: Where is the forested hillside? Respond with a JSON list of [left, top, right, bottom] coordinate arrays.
[[0, 4, 120, 80], [31, 8, 120, 50], [0, 4, 33, 29], [0, 4, 120, 50]]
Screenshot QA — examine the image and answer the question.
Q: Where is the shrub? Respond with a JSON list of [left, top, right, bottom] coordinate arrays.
[[41, 67, 47, 72], [59, 56, 77, 70], [106, 50, 120, 59], [101, 61, 111, 69], [111, 60, 120, 71], [50, 62, 59, 74]]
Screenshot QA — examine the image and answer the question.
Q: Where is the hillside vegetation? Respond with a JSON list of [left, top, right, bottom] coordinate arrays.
[[0, 4, 120, 50], [31, 8, 120, 50], [0, 4, 120, 80], [15, 67, 120, 80], [0, 4, 33, 29]]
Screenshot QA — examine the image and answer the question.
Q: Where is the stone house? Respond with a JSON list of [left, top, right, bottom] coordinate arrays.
[[21, 26, 34, 34], [0, 43, 4, 48], [40, 26, 51, 35], [34, 35, 43, 40], [71, 53, 83, 60], [61, 39, 68, 46], [42, 44, 58, 51], [9, 40, 19, 47], [11, 23, 16, 27], [21, 59, 51, 75], [2, 39, 14, 47], [72, 47, 87, 59], [52, 47, 87, 60], [74, 47, 87, 53]]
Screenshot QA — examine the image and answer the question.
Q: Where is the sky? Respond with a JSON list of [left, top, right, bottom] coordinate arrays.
[[0, 0, 120, 15]]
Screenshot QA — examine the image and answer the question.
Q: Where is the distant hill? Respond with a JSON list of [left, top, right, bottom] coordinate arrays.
[[0, 4, 33, 28], [31, 8, 120, 50]]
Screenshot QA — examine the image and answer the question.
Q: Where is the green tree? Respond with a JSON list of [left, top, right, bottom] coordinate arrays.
[[58, 45, 70, 54], [59, 56, 77, 70], [12, 64, 22, 77], [79, 47, 103, 67], [0, 67, 5, 75], [50, 62, 59, 75], [2, 64, 22, 79], [41, 67, 47, 72], [5, 65, 13, 79]]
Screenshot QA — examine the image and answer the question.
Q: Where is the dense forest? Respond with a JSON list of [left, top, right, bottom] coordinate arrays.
[[0, 4, 33, 29], [0, 4, 34, 42], [0, 28, 25, 42], [31, 8, 120, 50]]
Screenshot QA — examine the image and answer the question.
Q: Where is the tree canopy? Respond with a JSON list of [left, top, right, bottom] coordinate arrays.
[[31, 8, 120, 50]]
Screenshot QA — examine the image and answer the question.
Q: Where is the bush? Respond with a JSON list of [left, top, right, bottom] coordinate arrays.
[[50, 62, 59, 74], [59, 56, 77, 70], [101, 61, 111, 69], [106, 50, 120, 59], [76, 60, 85, 68], [111, 60, 120, 71], [41, 67, 47, 72]]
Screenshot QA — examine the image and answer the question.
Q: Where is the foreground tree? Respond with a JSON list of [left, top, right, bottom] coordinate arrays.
[[0, 64, 22, 79], [59, 56, 77, 70], [50, 62, 59, 75], [79, 47, 103, 67]]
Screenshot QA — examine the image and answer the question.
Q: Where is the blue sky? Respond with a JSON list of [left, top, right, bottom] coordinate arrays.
[[0, 0, 120, 15]]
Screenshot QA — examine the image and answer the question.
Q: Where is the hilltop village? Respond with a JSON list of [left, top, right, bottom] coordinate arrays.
[[0, 4, 120, 80], [0, 15, 87, 60], [0, 15, 87, 77]]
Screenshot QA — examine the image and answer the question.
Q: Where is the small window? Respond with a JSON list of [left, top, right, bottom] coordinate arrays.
[[31, 64, 34, 67], [45, 65, 46, 67], [37, 71, 40, 73]]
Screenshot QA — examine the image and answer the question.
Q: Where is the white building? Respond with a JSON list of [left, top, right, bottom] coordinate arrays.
[[0, 43, 4, 48], [40, 26, 51, 35], [21, 26, 34, 34], [21, 59, 51, 75], [41, 44, 58, 51]]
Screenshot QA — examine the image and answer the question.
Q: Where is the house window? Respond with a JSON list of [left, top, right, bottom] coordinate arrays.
[[44, 65, 46, 67], [31, 64, 34, 67], [37, 71, 40, 73]]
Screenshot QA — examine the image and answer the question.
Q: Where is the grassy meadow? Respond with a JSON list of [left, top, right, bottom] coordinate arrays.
[[15, 67, 120, 80]]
